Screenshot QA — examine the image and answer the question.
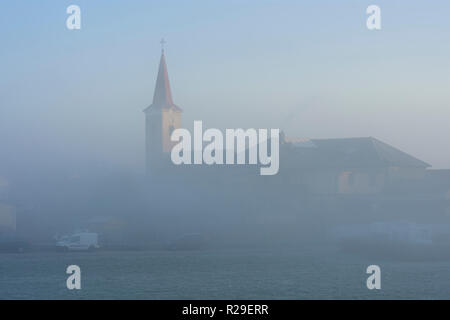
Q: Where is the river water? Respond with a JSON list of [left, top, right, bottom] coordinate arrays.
[[1, 246, 449, 299]]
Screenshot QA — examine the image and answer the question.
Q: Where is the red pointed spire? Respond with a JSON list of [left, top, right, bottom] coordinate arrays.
[[152, 51, 174, 107], [144, 43, 182, 113]]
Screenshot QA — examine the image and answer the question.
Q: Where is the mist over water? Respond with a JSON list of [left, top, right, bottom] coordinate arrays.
[[1, 1, 450, 300]]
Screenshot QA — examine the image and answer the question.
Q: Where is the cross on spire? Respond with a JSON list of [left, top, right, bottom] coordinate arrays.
[[160, 38, 166, 52], [144, 40, 181, 112]]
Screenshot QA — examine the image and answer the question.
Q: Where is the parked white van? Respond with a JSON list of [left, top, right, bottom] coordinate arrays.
[[56, 232, 100, 251]]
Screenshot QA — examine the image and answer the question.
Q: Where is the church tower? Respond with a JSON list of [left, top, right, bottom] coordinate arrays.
[[144, 44, 182, 174]]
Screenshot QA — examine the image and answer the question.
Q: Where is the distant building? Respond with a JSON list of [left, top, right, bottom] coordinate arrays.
[[281, 137, 430, 195], [0, 176, 8, 201], [0, 177, 15, 234], [143, 48, 434, 198], [423, 170, 450, 211], [0, 204, 16, 233]]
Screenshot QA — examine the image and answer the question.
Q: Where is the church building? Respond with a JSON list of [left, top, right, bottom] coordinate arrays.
[[143, 46, 432, 196]]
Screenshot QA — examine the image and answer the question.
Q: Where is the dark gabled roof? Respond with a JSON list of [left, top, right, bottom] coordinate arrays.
[[284, 137, 430, 169], [370, 138, 430, 167]]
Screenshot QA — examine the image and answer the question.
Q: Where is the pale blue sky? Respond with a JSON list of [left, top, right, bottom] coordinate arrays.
[[1, 1, 450, 173]]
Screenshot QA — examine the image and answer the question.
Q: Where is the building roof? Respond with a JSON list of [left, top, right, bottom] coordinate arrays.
[[283, 136, 317, 148], [144, 51, 182, 113], [284, 137, 430, 169]]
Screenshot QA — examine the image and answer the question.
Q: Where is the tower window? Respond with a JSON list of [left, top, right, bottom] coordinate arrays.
[[169, 125, 175, 137]]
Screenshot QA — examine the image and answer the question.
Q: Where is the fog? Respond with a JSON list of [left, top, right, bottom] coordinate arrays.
[[1, 1, 450, 259]]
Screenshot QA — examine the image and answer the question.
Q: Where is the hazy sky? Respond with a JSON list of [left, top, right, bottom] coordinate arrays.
[[1, 0, 450, 174]]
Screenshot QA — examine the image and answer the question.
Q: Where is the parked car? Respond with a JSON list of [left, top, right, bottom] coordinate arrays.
[[56, 232, 100, 252]]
